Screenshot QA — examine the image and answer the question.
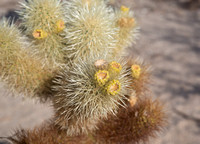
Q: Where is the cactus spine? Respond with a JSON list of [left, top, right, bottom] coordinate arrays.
[[17, 0, 66, 67], [95, 97, 167, 144], [64, 0, 118, 62], [112, 5, 139, 57], [0, 0, 167, 143], [52, 57, 130, 135], [0, 19, 51, 99]]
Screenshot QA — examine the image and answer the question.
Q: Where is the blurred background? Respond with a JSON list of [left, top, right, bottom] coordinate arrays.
[[0, 0, 199, 143]]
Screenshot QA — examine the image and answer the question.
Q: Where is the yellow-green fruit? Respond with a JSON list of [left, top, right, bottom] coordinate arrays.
[[131, 64, 141, 79], [94, 70, 110, 86]]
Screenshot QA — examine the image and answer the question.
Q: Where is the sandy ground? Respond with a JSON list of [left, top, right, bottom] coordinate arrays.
[[0, 0, 200, 144], [132, 1, 200, 144]]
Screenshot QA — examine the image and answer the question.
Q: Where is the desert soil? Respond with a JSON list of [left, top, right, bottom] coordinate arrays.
[[0, 0, 200, 144]]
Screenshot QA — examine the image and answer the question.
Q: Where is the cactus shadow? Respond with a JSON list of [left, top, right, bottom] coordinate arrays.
[[1, 10, 20, 23], [0, 139, 13, 144]]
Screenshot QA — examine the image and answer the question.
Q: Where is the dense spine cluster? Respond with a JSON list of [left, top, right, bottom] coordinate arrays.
[[18, 0, 66, 68], [6, 97, 166, 144], [52, 57, 130, 135], [0, 19, 51, 99], [95, 96, 167, 144], [127, 57, 151, 96], [64, 0, 118, 62], [7, 120, 95, 144], [112, 5, 139, 56], [0, 0, 167, 143]]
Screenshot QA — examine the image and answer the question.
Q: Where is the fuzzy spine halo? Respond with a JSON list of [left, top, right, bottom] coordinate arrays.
[[0, 19, 51, 99], [17, 0, 66, 67], [52, 56, 131, 135], [18, 0, 65, 34], [112, 5, 140, 57], [95, 96, 167, 144], [64, 0, 118, 62]]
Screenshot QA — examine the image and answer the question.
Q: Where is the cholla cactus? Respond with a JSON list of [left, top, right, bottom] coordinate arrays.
[[95, 96, 167, 144], [112, 5, 139, 56], [6, 97, 166, 144], [52, 56, 130, 135], [127, 57, 152, 97], [0, 19, 51, 99], [64, 0, 118, 62], [0, 0, 167, 143], [7, 120, 95, 144], [17, 0, 66, 67]]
